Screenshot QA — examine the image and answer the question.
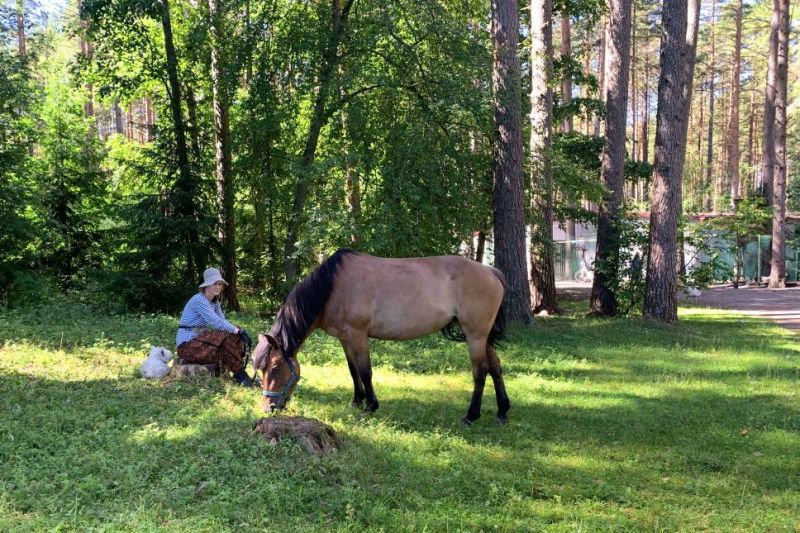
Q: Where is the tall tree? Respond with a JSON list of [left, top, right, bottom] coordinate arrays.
[[16, 0, 25, 57], [726, 0, 743, 209], [560, 14, 573, 133], [207, 0, 239, 309], [643, 0, 701, 322], [283, 0, 355, 284], [705, 0, 716, 211], [160, 0, 205, 282], [529, 0, 558, 314], [760, 0, 780, 206], [589, 0, 632, 317], [768, 0, 790, 289], [491, 0, 531, 323]]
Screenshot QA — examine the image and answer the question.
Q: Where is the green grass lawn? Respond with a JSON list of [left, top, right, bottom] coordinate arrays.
[[1, 299, 798, 531]]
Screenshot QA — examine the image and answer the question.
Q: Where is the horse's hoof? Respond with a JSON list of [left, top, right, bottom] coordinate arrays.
[[461, 417, 475, 427], [496, 414, 508, 426], [351, 400, 364, 409]]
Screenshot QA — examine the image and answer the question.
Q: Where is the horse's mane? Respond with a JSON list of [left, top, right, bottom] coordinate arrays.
[[270, 248, 357, 357]]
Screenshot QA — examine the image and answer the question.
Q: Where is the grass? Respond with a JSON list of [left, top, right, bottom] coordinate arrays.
[[1, 298, 799, 531]]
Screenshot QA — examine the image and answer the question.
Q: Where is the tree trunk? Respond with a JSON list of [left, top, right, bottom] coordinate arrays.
[[768, 0, 789, 289], [560, 15, 572, 133], [161, 0, 204, 281], [530, 0, 558, 314], [726, 0, 743, 209], [761, 0, 781, 206], [643, 0, 701, 323], [491, 0, 531, 324], [746, 88, 756, 196], [113, 99, 124, 134], [705, 0, 716, 211], [16, 0, 25, 56], [208, 0, 239, 310], [589, 0, 632, 317], [594, 16, 606, 137], [283, 0, 355, 285]]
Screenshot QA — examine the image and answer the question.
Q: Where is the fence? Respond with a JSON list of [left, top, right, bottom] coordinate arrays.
[[553, 235, 799, 284]]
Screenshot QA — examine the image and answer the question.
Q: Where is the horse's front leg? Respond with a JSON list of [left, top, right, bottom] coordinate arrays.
[[463, 338, 489, 426], [342, 334, 379, 413], [340, 340, 365, 408]]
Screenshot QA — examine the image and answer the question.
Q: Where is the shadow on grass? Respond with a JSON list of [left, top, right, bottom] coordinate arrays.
[[2, 370, 799, 530]]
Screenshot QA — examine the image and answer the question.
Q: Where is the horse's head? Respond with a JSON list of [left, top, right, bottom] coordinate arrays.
[[253, 333, 301, 412]]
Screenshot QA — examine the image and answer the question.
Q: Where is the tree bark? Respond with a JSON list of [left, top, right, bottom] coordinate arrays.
[[283, 0, 355, 284], [16, 0, 25, 57], [589, 0, 632, 317], [594, 16, 606, 137], [161, 0, 204, 281], [761, 0, 781, 206], [560, 14, 572, 133], [491, 0, 531, 324], [726, 0, 743, 209], [530, 0, 558, 314], [208, 0, 239, 310], [643, 0, 701, 323], [705, 0, 716, 211], [768, 0, 789, 289]]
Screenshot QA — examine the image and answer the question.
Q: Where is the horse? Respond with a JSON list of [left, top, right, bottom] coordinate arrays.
[[253, 248, 511, 425]]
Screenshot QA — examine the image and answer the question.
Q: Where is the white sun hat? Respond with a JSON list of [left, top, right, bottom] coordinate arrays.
[[199, 267, 228, 288]]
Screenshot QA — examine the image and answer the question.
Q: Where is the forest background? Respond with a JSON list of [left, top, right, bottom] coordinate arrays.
[[1, 0, 798, 318]]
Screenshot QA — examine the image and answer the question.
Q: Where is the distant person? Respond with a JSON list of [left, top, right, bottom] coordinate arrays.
[[176, 267, 254, 387]]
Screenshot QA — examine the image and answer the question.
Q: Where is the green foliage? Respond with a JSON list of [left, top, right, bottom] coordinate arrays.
[[2, 299, 799, 530], [704, 198, 772, 286]]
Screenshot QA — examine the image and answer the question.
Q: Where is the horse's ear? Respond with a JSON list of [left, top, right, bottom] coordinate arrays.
[[265, 334, 279, 350]]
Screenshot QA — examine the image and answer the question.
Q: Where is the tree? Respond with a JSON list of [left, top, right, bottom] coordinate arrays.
[[643, 0, 701, 322], [207, 0, 239, 309], [726, 0, 743, 209], [760, 0, 781, 206], [768, 0, 789, 289], [589, 0, 631, 317], [529, 0, 558, 314], [491, 0, 531, 323]]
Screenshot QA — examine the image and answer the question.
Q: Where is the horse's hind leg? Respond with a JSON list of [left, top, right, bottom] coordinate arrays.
[[340, 340, 366, 408], [463, 338, 489, 426], [486, 344, 511, 425], [342, 333, 379, 413]]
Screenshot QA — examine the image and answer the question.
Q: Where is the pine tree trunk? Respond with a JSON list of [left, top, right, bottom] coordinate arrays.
[[491, 0, 531, 324], [726, 0, 742, 209], [208, 0, 239, 310], [284, 0, 355, 285], [113, 99, 124, 134], [560, 15, 572, 133], [768, 0, 789, 289], [594, 17, 606, 137], [161, 0, 203, 281], [705, 0, 716, 211], [530, 0, 558, 314], [643, 0, 701, 323], [16, 0, 25, 56], [761, 0, 781, 206], [589, 0, 632, 317]]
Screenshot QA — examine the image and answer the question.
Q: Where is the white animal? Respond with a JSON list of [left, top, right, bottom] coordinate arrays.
[[140, 346, 173, 379], [684, 287, 702, 298]]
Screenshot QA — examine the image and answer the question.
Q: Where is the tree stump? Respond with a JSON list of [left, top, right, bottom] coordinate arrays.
[[169, 358, 218, 379], [252, 416, 341, 456]]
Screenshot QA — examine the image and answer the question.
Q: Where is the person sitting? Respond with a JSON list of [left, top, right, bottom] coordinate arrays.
[[176, 267, 254, 387]]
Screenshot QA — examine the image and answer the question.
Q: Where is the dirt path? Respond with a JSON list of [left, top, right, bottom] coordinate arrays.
[[557, 282, 800, 332], [687, 286, 800, 331]]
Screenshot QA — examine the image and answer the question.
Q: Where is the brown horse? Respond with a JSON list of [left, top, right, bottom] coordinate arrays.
[[253, 249, 511, 425]]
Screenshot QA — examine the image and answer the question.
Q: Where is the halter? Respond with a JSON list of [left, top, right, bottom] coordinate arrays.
[[261, 356, 301, 405]]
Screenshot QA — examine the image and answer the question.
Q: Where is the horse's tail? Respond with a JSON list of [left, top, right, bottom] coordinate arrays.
[[488, 268, 508, 349]]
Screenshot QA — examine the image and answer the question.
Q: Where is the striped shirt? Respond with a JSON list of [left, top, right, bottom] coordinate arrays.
[[176, 292, 237, 347]]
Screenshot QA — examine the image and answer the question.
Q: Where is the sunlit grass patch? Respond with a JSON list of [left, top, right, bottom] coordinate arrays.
[[1, 301, 799, 530]]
